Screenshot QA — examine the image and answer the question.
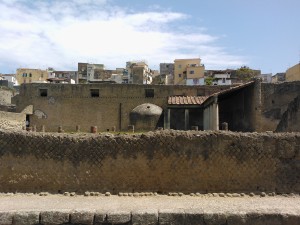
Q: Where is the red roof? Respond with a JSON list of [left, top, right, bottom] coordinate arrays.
[[168, 96, 208, 105]]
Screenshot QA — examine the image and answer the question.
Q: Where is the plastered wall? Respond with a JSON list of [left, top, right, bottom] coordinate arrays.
[[0, 130, 299, 194]]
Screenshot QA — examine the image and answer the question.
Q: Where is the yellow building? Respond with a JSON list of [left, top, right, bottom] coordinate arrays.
[[286, 63, 300, 81], [16, 68, 48, 85], [174, 58, 205, 85]]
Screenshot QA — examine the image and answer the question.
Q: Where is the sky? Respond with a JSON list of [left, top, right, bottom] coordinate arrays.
[[0, 0, 299, 74]]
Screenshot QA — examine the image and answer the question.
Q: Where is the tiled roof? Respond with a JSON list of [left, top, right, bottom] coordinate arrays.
[[168, 96, 208, 105]]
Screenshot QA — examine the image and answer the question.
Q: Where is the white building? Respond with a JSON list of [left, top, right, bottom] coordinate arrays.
[[213, 74, 232, 85], [259, 73, 272, 83], [1, 74, 19, 86], [186, 78, 205, 85]]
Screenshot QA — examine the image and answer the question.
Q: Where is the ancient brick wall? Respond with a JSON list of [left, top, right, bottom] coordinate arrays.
[[0, 130, 298, 194]]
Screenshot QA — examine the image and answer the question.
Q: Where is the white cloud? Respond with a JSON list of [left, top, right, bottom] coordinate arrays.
[[0, 0, 246, 72]]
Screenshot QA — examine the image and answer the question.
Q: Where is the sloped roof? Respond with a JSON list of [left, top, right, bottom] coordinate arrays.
[[168, 96, 208, 105]]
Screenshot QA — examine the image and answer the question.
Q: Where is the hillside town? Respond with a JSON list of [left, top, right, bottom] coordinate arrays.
[[1, 58, 299, 88]]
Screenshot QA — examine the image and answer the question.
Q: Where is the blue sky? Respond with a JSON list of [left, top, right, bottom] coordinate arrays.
[[0, 0, 299, 74]]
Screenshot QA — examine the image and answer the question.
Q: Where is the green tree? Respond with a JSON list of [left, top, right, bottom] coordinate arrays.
[[235, 66, 260, 82], [205, 77, 214, 85]]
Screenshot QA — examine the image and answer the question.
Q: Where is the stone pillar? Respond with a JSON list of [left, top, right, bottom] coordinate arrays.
[[212, 97, 219, 130], [253, 79, 262, 132], [184, 109, 189, 130], [208, 106, 212, 130], [203, 107, 208, 130], [164, 108, 170, 129]]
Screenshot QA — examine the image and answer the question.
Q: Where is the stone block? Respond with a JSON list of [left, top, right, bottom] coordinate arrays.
[[226, 212, 247, 225], [107, 210, 131, 224], [13, 211, 40, 225], [282, 213, 300, 225], [94, 211, 107, 224], [132, 209, 158, 225], [245, 212, 283, 225], [203, 212, 227, 225], [40, 211, 70, 225], [70, 210, 94, 225], [0, 212, 14, 225], [184, 208, 204, 225], [159, 209, 185, 225]]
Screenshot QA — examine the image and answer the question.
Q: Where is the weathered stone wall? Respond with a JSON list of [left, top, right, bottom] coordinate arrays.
[[0, 130, 299, 194], [0, 111, 25, 130], [12, 84, 231, 132], [0, 88, 13, 104], [261, 82, 300, 131], [276, 95, 300, 132]]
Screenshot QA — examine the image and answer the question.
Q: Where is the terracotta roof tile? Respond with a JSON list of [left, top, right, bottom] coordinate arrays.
[[168, 96, 208, 105]]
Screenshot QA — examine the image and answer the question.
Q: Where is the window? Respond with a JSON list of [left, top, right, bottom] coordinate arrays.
[[90, 89, 100, 97], [39, 89, 48, 97], [145, 89, 154, 98], [29, 73, 32, 77], [190, 70, 194, 74], [41, 73, 44, 78], [178, 74, 182, 77], [222, 78, 226, 83]]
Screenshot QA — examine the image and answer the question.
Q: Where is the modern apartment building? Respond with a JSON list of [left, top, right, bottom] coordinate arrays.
[[174, 58, 205, 85], [126, 61, 152, 84]]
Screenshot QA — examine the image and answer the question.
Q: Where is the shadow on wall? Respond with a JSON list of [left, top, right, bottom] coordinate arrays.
[[276, 95, 300, 132]]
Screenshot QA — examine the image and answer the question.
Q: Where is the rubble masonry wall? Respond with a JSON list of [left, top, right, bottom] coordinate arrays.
[[0, 129, 299, 194]]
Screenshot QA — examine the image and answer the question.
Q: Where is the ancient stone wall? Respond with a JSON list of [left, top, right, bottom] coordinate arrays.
[[0, 130, 299, 194], [0, 111, 25, 130], [260, 81, 300, 131], [0, 88, 13, 104], [12, 84, 230, 132], [276, 95, 300, 132]]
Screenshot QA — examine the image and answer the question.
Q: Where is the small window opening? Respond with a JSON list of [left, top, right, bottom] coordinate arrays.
[[90, 89, 100, 97], [39, 89, 48, 97], [145, 89, 154, 98]]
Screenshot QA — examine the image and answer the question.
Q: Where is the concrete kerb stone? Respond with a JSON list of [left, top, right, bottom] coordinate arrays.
[[40, 210, 70, 225], [12, 211, 40, 225], [226, 211, 248, 225], [245, 211, 284, 225], [0, 212, 14, 225], [158, 208, 185, 225], [184, 208, 205, 225], [131, 209, 158, 225], [202, 212, 227, 225], [106, 210, 131, 224], [70, 210, 95, 225], [282, 212, 300, 225], [94, 210, 107, 224]]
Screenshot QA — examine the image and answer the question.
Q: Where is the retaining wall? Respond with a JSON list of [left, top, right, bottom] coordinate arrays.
[[0, 130, 299, 194]]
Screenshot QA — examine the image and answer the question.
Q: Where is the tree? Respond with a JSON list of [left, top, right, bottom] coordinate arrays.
[[234, 66, 260, 82]]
